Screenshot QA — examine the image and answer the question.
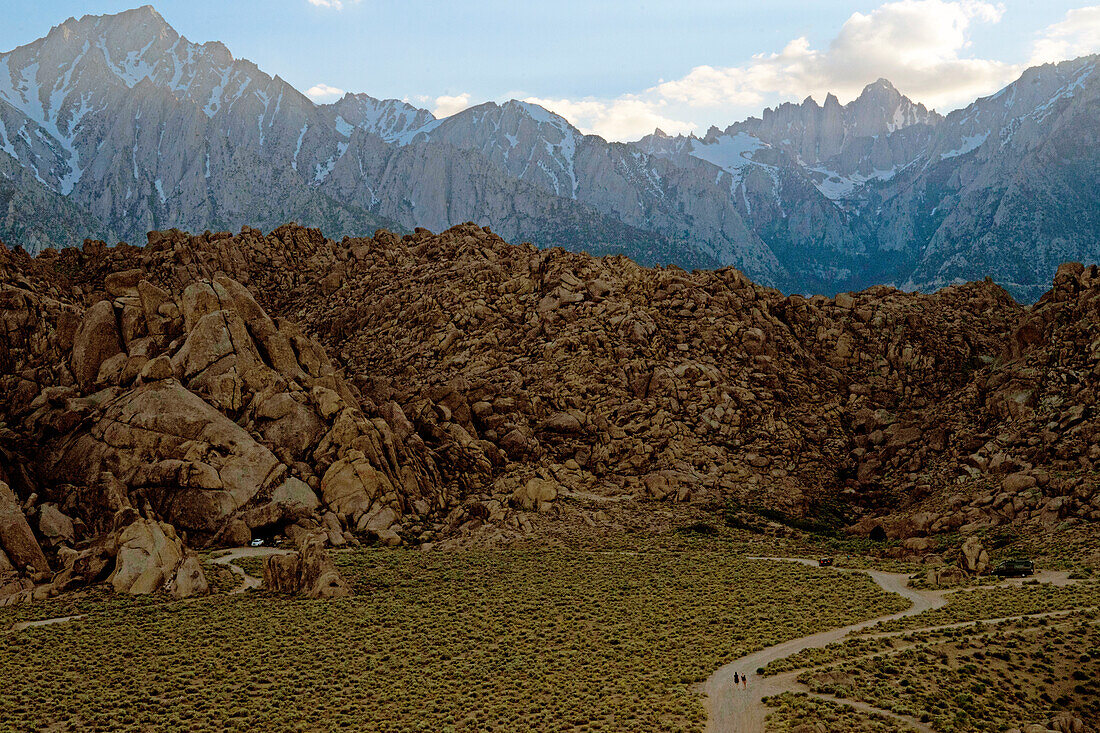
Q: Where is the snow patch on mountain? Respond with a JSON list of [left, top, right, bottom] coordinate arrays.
[[686, 132, 769, 187], [940, 132, 989, 160], [313, 140, 348, 183], [292, 123, 307, 171], [0, 56, 85, 193], [114, 37, 157, 87], [0, 118, 15, 159], [334, 115, 353, 138], [810, 165, 901, 199]]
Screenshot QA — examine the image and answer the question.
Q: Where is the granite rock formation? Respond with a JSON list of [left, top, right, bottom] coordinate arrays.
[[1, 221, 1096, 604]]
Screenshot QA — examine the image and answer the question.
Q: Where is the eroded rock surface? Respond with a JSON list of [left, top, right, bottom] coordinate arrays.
[[0, 481, 48, 573], [0, 222, 1097, 602], [263, 541, 351, 599], [109, 519, 207, 598]]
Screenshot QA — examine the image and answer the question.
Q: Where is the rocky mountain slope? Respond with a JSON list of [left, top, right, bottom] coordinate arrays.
[[873, 56, 1100, 302], [0, 149, 114, 252], [0, 6, 698, 274], [636, 62, 1100, 300], [1, 7, 1096, 300], [1, 222, 1097, 602]]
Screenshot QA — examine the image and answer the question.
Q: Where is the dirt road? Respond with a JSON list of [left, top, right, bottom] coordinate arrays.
[[208, 546, 293, 593], [703, 558, 946, 732]]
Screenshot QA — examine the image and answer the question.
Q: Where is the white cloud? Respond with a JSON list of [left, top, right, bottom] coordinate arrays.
[[303, 1, 1100, 143], [512, 0, 1034, 141], [655, 0, 1019, 112], [305, 83, 345, 102], [1030, 5, 1100, 65], [433, 93, 473, 118], [523, 96, 695, 141]]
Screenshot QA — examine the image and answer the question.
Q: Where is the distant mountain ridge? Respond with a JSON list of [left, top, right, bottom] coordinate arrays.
[[0, 5, 1097, 300]]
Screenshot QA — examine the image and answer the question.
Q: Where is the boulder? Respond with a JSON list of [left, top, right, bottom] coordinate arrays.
[[512, 477, 558, 511], [902, 536, 934, 553], [262, 541, 351, 598], [172, 308, 262, 410], [212, 275, 305, 380], [834, 292, 855, 309], [320, 452, 396, 525], [543, 412, 583, 433], [263, 552, 301, 593], [256, 393, 325, 459], [1048, 712, 1086, 733], [361, 505, 398, 532], [0, 481, 48, 573], [960, 536, 990, 575], [271, 477, 321, 512], [167, 556, 209, 599], [37, 504, 75, 547], [925, 565, 967, 586], [108, 519, 206, 597], [1003, 472, 1037, 493], [373, 528, 402, 546], [222, 517, 252, 547], [71, 300, 124, 390], [137, 280, 174, 338], [910, 511, 938, 535], [105, 269, 143, 298], [52, 380, 286, 536], [138, 355, 174, 382]]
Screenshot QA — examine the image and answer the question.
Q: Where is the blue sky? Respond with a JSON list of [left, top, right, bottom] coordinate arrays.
[[2, 1, 1098, 139]]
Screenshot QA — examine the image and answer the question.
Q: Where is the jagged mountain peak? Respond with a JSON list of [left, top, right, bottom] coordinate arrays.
[[0, 8, 1095, 308], [863, 77, 897, 93], [850, 79, 902, 108], [53, 4, 178, 48], [62, 4, 169, 28], [718, 75, 942, 174], [325, 92, 436, 142], [502, 99, 574, 128], [431, 98, 582, 141]]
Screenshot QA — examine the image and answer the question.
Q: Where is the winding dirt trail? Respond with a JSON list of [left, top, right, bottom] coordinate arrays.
[[704, 558, 947, 733], [7, 614, 86, 633], [704, 559, 1083, 732], [209, 547, 293, 593]]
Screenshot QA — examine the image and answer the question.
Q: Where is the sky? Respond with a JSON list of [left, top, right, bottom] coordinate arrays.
[[2, 0, 1099, 140]]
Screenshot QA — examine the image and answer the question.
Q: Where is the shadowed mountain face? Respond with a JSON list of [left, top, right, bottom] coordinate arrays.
[[0, 6, 1097, 300]]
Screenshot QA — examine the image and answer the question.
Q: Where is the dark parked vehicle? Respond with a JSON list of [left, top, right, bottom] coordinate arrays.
[[994, 559, 1035, 577], [818, 557, 834, 567]]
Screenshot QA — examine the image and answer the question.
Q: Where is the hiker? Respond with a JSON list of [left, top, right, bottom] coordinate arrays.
[[733, 672, 740, 688], [741, 673, 747, 689]]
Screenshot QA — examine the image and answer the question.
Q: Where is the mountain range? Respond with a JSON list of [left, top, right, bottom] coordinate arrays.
[[0, 5, 1097, 301]]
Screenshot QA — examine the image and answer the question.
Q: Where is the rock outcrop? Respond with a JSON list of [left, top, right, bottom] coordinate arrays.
[[108, 519, 208, 598], [262, 542, 351, 599], [960, 536, 990, 575], [0, 481, 48, 574], [0, 221, 1098, 596]]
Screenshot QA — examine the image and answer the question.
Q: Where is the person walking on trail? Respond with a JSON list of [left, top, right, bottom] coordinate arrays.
[[733, 672, 740, 688], [741, 673, 747, 689]]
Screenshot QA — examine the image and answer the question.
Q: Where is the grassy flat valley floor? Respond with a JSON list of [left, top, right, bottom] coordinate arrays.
[[771, 612, 1100, 731], [0, 549, 906, 733], [758, 581, 1100, 732]]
